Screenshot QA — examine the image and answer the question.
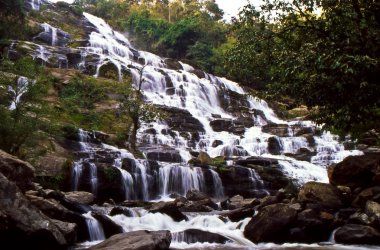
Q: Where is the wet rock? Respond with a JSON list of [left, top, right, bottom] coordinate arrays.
[[221, 195, 258, 210], [65, 191, 95, 205], [235, 157, 279, 167], [98, 62, 120, 81], [262, 124, 290, 137], [209, 119, 245, 135], [190, 69, 205, 79], [0, 173, 67, 249], [290, 209, 334, 243], [328, 154, 380, 189], [366, 201, 380, 221], [244, 203, 297, 243], [298, 182, 344, 210], [149, 201, 188, 222], [109, 206, 135, 217], [175, 229, 229, 244], [164, 58, 183, 70], [50, 219, 77, 244], [212, 140, 223, 148], [144, 148, 182, 163], [186, 189, 209, 201], [223, 206, 256, 222], [27, 194, 89, 241], [89, 230, 171, 250], [335, 224, 380, 245], [0, 149, 35, 192], [352, 186, 380, 208], [92, 211, 124, 238], [268, 136, 282, 155]]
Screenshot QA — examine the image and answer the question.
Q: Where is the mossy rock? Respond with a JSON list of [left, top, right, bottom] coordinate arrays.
[[98, 62, 120, 81]]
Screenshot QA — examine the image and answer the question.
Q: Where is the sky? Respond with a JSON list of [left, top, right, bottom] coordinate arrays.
[[49, 0, 263, 18]]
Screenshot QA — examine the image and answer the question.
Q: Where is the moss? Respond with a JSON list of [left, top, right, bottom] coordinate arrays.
[[100, 167, 119, 183]]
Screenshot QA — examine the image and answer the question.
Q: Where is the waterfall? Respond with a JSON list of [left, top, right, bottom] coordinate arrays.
[[83, 212, 105, 241], [159, 164, 206, 198], [41, 23, 57, 46], [8, 76, 29, 110], [133, 160, 149, 200], [209, 169, 224, 199], [89, 163, 98, 195], [71, 161, 83, 191]]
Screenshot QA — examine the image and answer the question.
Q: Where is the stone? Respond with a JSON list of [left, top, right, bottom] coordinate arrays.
[[0, 173, 67, 249], [328, 154, 380, 189], [0, 149, 35, 192], [298, 182, 344, 210], [186, 189, 209, 201], [243, 203, 297, 243], [352, 186, 380, 208], [366, 201, 380, 220], [164, 58, 183, 70], [175, 229, 229, 244], [149, 201, 188, 222], [223, 207, 256, 222], [267, 136, 282, 155], [335, 224, 380, 245], [50, 219, 77, 244], [92, 211, 124, 238], [212, 140, 223, 148], [262, 124, 290, 137], [109, 206, 135, 217], [65, 191, 95, 205], [89, 230, 171, 250]]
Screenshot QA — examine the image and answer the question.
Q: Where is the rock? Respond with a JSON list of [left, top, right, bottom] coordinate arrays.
[[190, 69, 205, 79], [186, 189, 209, 201], [109, 206, 135, 217], [149, 201, 188, 222], [144, 148, 182, 163], [92, 211, 124, 238], [179, 199, 218, 212], [212, 140, 223, 147], [164, 58, 183, 70], [243, 203, 297, 243], [334, 224, 380, 245], [328, 154, 380, 189], [235, 157, 279, 167], [89, 230, 171, 250], [209, 119, 245, 135], [366, 201, 380, 221], [0, 173, 67, 249], [298, 182, 344, 210], [352, 186, 380, 208], [175, 229, 229, 244], [289, 209, 333, 243], [221, 195, 258, 210], [27, 194, 89, 241], [196, 152, 212, 166], [262, 124, 290, 137], [98, 62, 120, 80], [223, 207, 256, 222], [267, 136, 282, 155], [50, 219, 77, 244], [65, 191, 95, 205], [0, 149, 35, 192]]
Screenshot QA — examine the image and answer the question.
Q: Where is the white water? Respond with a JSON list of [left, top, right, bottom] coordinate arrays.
[[41, 23, 57, 46], [110, 211, 254, 248], [209, 169, 225, 199], [8, 76, 29, 110], [83, 212, 105, 241]]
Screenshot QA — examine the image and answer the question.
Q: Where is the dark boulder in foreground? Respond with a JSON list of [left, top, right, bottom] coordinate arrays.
[[243, 203, 297, 243], [0, 173, 67, 250], [328, 154, 380, 189], [0, 149, 35, 192], [89, 230, 171, 250], [335, 224, 380, 245], [174, 229, 230, 244], [298, 182, 344, 210]]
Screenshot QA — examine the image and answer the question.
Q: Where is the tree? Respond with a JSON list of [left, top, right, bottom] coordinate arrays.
[[0, 58, 49, 155], [226, 0, 380, 137]]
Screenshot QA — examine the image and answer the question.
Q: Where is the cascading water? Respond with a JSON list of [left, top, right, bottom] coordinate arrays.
[[8, 76, 30, 110], [41, 23, 57, 46], [83, 212, 105, 242]]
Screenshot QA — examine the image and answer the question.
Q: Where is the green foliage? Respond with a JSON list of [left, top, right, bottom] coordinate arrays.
[[0, 58, 51, 155], [227, 0, 380, 137]]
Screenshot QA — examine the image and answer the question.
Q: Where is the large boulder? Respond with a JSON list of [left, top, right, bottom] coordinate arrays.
[[243, 203, 297, 243], [262, 124, 290, 137], [89, 230, 171, 250], [149, 201, 188, 222], [0, 173, 67, 249], [91, 211, 124, 238], [0, 150, 35, 192], [64, 191, 95, 205], [334, 224, 380, 245], [298, 182, 344, 210], [328, 154, 380, 189], [27, 194, 89, 241], [175, 229, 230, 244]]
